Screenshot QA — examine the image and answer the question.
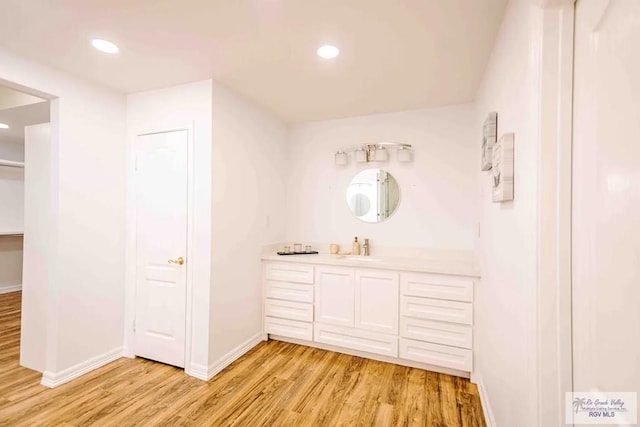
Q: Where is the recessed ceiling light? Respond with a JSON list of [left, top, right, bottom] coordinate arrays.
[[91, 39, 120, 54], [0, 123, 9, 129], [317, 45, 340, 59]]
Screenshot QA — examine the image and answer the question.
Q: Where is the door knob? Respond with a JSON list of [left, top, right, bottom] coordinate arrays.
[[168, 257, 185, 265]]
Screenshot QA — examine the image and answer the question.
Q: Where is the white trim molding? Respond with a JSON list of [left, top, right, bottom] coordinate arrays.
[[187, 333, 265, 381], [0, 284, 22, 294], [186, 362, 210, 381], [471, 373, 496, 427], [536, 1, 575, 426], [41, 346, 124, 388]]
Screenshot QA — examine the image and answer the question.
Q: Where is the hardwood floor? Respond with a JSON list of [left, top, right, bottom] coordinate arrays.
[[0, 291, 485, 426]]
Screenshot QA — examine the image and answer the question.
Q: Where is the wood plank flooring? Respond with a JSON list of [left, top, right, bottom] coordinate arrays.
[[0, 291, 485, 426]]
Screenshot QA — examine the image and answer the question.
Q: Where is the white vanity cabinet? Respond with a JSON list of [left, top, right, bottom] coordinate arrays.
[[313, 267, 399, 357], [263, 262, 314, 341], [398, 272, 474, 372], [263, 258, 477, 378], [314, 266, 399, 333]]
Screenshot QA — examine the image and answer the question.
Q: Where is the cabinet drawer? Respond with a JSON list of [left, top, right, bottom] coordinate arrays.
[[401, 272, 473, 302], [266, 280, 313, 303], [399, 338, 472, 372], [265, 317, 313, 341], [314, 323, 398, 357], [265, 262, 314, 284], [265, 299, 313, 322], [400, 317, 472, 349], [401, 296, 472, 325]]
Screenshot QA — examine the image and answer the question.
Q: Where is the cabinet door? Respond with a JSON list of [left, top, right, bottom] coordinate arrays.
[[315, 266, 355, 327], [355, 270, 399, 334]]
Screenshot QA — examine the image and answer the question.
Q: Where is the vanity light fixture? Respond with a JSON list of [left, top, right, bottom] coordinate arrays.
[[397, 146, 413, 162], [0, 123, 9, 129], [374, 147, 388, 162], [333, 142, 413, 165], [354, 148, 368, 163], [335, 151, 348, 166]]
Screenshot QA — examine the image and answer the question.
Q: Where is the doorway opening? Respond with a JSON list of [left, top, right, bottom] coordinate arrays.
[[0, 83, 51, 374]]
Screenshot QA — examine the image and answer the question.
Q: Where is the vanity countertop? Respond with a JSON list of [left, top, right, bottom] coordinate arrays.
[[261, 253, 480, 278]]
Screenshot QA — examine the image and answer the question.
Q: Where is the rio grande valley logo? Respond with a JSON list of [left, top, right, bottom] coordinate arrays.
[[566, 392, 637, 424]]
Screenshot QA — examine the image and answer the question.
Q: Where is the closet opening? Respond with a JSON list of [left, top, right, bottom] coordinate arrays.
[[0, 82, 51, 374]]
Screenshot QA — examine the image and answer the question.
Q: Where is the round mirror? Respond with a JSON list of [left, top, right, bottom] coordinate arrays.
[[346, 168, 400, 223]]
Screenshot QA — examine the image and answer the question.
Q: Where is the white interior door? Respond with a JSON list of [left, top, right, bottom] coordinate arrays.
[[573, 0, 640, 408], [135, 130, 188, 368]]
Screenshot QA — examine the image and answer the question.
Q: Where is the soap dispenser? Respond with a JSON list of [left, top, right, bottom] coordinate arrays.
[[352, 237, 361, 255]]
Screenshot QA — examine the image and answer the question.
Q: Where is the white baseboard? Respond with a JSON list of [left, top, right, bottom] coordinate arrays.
[[0, 284, 22, 294], [187, 332, 265, 381], [121, 346, 134, 359], [187, 362, 210, 381], [41, 347, 124, 388], [471, 373, 496, 427]]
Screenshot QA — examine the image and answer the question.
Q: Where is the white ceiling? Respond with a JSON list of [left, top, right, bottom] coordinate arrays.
[[0, 0, 507, 123], [0, 99, 50, 144], [0, 86, 46, 111]]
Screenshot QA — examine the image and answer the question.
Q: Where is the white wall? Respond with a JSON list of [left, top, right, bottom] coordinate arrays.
[[0, 236, 22, 293], [0, 127, 26, 294], [473, 0, 542, 425], [0, 138, 25, 292], [0, 47, 127, 380], [210, 81, 287, 364], [0, 143, 24, 235], [126, 80, 213, 372], [0, 129, 24, 293], [285, 104, 478, 251], [0, 139, 24, 161], [20, 123, 50, 371]]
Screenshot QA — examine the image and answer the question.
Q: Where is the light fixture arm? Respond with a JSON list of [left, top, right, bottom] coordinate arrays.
[[337, 142, 412, 154]]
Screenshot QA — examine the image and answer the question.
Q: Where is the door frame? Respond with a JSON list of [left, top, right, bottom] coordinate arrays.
[[535, 0, 575, 425], [124, 123, 195, 373], [0, 77, 59, 381]]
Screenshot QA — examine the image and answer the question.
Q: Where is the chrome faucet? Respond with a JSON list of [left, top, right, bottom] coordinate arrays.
[[363, 238, 370, 256]]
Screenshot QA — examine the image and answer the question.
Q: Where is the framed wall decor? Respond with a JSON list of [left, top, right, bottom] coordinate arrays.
[[492, 132, 514, 202], [481, 112, 498, 171]]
